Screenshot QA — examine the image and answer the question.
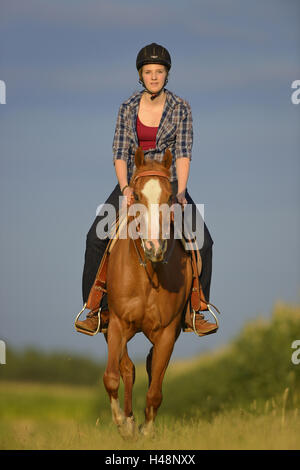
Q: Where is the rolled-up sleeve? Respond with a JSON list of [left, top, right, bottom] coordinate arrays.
[[174, 102, 193, 161], [112, 104, 131, 164]]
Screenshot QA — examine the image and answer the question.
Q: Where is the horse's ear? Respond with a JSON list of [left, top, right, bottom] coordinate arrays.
[[163, 149, 173, 169], [135, 147, 145, 168]]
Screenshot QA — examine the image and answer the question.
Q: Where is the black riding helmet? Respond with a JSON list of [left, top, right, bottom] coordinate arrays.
[[136, 43, 171, 100]]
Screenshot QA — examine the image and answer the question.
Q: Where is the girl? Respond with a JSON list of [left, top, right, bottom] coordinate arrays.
[[78, 43, 217, 336]]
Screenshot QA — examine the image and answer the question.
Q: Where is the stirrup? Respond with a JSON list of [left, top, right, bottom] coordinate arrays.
[[192, 302, 221, 337], [74, 302, 102, 336]]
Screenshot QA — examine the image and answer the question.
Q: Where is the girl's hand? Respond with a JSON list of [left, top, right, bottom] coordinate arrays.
[[176, 190, 187, 207], [122, 186, 134, 206]]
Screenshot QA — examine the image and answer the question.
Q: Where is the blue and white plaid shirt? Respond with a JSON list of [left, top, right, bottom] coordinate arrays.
[[112, 88, 193, 182]]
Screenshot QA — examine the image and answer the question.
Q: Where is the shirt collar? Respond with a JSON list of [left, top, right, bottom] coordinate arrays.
[[127, 88, 179, 111]]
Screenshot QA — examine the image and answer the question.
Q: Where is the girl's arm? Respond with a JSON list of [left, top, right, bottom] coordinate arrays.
[[176, 157, 190, 203], [114, 160, 128, 192], [112, 104, 134, 204], [175, 102, 193, 205]]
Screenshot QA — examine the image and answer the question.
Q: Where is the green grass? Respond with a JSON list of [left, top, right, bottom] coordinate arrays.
[[0, 300, 300, 449], [0, 381, 299, 449]]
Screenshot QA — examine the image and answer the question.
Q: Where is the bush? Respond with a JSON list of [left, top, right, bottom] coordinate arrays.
[[160, 301, 300, 418], [0, 348, 105, 386]]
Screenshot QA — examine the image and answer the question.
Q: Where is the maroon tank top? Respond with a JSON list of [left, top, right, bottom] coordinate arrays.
[[136, 115, 158, 151]]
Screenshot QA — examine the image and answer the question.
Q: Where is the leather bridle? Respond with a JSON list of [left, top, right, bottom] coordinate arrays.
[[131, 169, 170, 184], [130, 169, 176, 268]]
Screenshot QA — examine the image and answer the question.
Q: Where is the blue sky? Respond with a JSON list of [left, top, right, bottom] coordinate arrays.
[[0, 0, 299, 361]]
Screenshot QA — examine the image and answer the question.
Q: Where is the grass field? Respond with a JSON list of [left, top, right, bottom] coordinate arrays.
[[0, 380, 299, 450], [1, 301, 300, 450]]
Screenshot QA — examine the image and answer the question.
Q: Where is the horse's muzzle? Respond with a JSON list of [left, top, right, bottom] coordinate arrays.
[[143, 239, 168, 262]]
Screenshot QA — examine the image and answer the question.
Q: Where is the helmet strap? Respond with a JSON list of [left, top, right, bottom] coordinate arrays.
[[139, 77, 168, 100]]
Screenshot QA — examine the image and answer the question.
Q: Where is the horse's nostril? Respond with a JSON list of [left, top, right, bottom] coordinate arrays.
[[144, 240, 154, 253], [143, 239, 167, 261]]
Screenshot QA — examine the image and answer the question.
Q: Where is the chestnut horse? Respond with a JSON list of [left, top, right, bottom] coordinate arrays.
[[103, 148, 193, 437]]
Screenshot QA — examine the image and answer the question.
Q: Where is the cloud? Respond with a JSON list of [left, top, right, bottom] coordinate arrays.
[[4, 53, 298, 101], [174, 55, 300, 92], [3, 0, 298, 44], [2, 0, 176, 29], [1, 0, 299, 103]]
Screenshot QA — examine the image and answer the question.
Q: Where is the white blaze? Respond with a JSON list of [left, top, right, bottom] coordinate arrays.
[[141, 179, 161, 240]]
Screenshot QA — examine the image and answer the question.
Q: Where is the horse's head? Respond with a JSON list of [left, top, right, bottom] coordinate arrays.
[[130, 147, 173, 263]]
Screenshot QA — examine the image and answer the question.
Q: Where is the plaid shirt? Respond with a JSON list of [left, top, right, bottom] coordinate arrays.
[[112, 88, 193, 182]]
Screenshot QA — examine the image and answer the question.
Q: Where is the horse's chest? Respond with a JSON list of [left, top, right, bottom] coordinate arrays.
[[141, 288, 182, 328]]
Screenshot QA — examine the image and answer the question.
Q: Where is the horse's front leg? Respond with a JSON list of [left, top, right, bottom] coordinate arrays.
[[103, 316, 136, 438], [119, 346, 136, 438], [141, 322, 180, 436], [103, 315, 126, 429]]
